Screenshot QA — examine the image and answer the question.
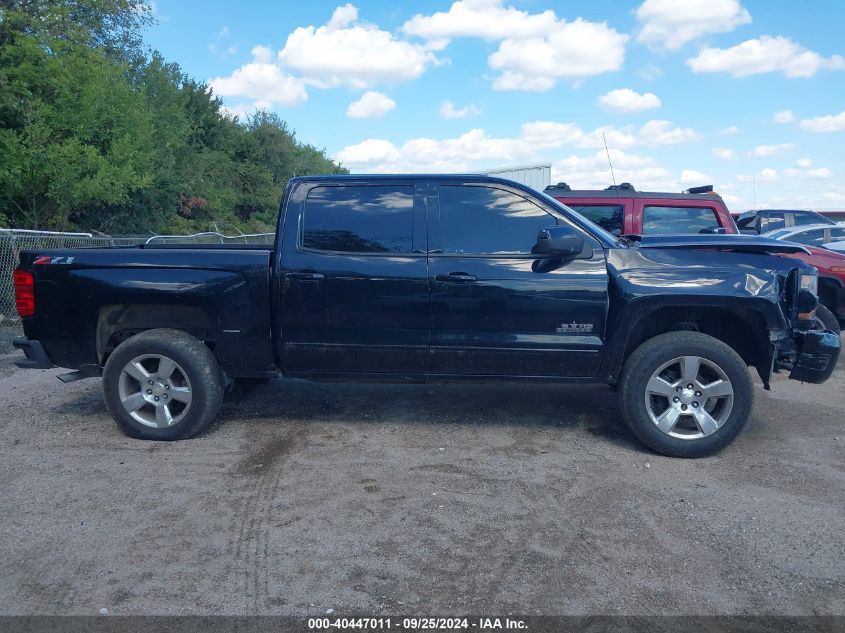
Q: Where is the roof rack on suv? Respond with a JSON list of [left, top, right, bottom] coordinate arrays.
[[606, 182, 635, 192], [545, 182, 571, 192], [683, 185, 714, 195]]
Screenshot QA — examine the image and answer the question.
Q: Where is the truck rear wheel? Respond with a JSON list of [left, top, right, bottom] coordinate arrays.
[[618, 332, 753, 458], [102, 329, 224, 440]]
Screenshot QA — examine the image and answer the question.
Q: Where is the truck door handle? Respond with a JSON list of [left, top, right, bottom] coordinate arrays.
[[285, 272, 325, 280], [435, 272, 477, 283]]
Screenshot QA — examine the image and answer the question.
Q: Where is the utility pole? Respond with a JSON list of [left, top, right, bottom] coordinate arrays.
[[753, 172, 757, 210]]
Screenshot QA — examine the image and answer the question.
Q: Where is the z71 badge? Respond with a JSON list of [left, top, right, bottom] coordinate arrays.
[[556, 321, 593, 334], [34, 255, 75, 265]]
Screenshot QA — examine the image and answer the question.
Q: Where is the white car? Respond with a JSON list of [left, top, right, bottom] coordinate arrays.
[[762, 222, 845, 249]]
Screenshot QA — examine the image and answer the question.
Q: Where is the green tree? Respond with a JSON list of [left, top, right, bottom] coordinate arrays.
[[0, 0, 347, 234], [0, 25, 154, 229]]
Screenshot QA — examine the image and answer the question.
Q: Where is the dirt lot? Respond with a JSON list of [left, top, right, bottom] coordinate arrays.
[[0, 329, 843, 616]]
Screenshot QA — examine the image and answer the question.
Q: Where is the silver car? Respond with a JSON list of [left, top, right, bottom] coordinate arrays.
[[762, 222, 845, 250]]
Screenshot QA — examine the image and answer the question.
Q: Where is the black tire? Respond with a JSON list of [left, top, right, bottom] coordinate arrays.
[[815, 303, 841, 335], [618, 331, 753, 458], [102, 329, 224, 440]]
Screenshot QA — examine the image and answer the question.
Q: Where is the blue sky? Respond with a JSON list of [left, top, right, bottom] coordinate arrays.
[[144, 0, 845, 210]]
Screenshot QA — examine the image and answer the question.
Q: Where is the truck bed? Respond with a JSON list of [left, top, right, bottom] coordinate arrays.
[[16, 246, 276, 378]]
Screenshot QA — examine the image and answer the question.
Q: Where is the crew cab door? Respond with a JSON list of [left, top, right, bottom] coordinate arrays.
[[427, 180, 608, 378], [278, 180, 429, 375]]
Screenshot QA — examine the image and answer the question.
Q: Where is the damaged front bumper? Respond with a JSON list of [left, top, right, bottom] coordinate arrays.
[[769, 329, 840, 387], [787, 329, 840, 384]]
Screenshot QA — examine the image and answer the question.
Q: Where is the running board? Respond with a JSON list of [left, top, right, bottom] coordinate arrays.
[[57, 364, 102, 383]]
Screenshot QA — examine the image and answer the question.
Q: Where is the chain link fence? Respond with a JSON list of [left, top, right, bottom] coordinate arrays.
[[0, 229, 148, 326]]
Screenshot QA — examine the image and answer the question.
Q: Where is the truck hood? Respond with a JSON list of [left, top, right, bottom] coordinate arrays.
[[633, 234, 809, 255]]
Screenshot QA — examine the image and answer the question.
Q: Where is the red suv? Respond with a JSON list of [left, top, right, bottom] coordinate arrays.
[[544, 182, 738, 236], [547, 182, 842, 322], [779, 246, 845, 321]]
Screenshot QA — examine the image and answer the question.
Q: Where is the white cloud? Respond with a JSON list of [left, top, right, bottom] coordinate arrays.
[[712, 147, 735, 160], [773, 110, 795, 124], [597, 88, 661, 113], [687, 36, 845, 78], [809, 168, 833, 180], [209, 24, 237, 56], [737, 168, 778, 183], [718, 126, 741, 135], [346, 91, 396, 119], [680, 169, 713, 185], [336, 119, 700, 173], [440, 100, 481, 119], [402, 0, 557, 42], [520, 121, 638, 150], [335, 139, 401, 168], [784, 167, 832, 179], [402, 1, 626, 91], [209, 43, 238, 56], [251, 45, 273, 64], [639, 120, 701, 145], [337, 129, 522, 173], [796, 158, 812, 168], [798, 111, 845, 132], [551, 150, 675, 190], [488, 19, 627, 91], [277, 5, 439, 90], [639, 64, 663, 81], [635, 0, 751, 51], [210, 46, 308, 106], [748, 143, 795, 157], [328, 3, 358, 29], [220, 100, 274, 120]]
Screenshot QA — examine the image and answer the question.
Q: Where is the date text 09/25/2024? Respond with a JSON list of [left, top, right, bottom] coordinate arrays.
[[307, 617, 527, 630]]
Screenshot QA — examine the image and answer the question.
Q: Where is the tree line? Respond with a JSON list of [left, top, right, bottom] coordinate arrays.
[[0, 0, 347, 235]]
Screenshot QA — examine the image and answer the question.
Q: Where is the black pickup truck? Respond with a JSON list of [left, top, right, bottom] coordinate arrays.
[[12, 175, 841, 457]]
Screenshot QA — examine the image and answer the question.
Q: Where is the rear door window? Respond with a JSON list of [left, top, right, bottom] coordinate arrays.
[[568, 205, 624, 235], [302, 185, 414, 254], [642, 206, 721, 234]]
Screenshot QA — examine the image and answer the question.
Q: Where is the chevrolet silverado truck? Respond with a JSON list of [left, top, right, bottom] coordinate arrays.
[[12, 175, 841, 457]]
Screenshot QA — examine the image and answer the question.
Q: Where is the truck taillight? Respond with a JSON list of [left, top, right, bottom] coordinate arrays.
[[13, 270, 35, 318]]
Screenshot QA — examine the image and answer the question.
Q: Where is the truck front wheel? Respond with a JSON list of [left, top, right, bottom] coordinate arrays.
[[618, 332, 753, 458], [102, 329, 224, 440], [814, 303, 841, 335]]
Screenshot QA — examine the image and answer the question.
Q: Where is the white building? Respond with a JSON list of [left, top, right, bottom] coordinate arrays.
[[478, 164, 551, 191]]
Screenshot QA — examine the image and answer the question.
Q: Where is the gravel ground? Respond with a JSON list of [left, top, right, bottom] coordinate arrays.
[[0, 330, 843, 616]]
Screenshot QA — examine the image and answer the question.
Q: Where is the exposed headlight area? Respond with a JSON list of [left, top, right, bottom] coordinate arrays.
[[800, 272, 818, 296], [796, 271, 819, 326]]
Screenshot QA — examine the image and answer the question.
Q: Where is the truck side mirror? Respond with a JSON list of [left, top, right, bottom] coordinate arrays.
[[533, 225, 584, 257]]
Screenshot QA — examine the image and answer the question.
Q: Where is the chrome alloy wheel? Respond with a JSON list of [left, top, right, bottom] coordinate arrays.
[[644, 355, 734, 440], [117, 354, 193, 428]]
